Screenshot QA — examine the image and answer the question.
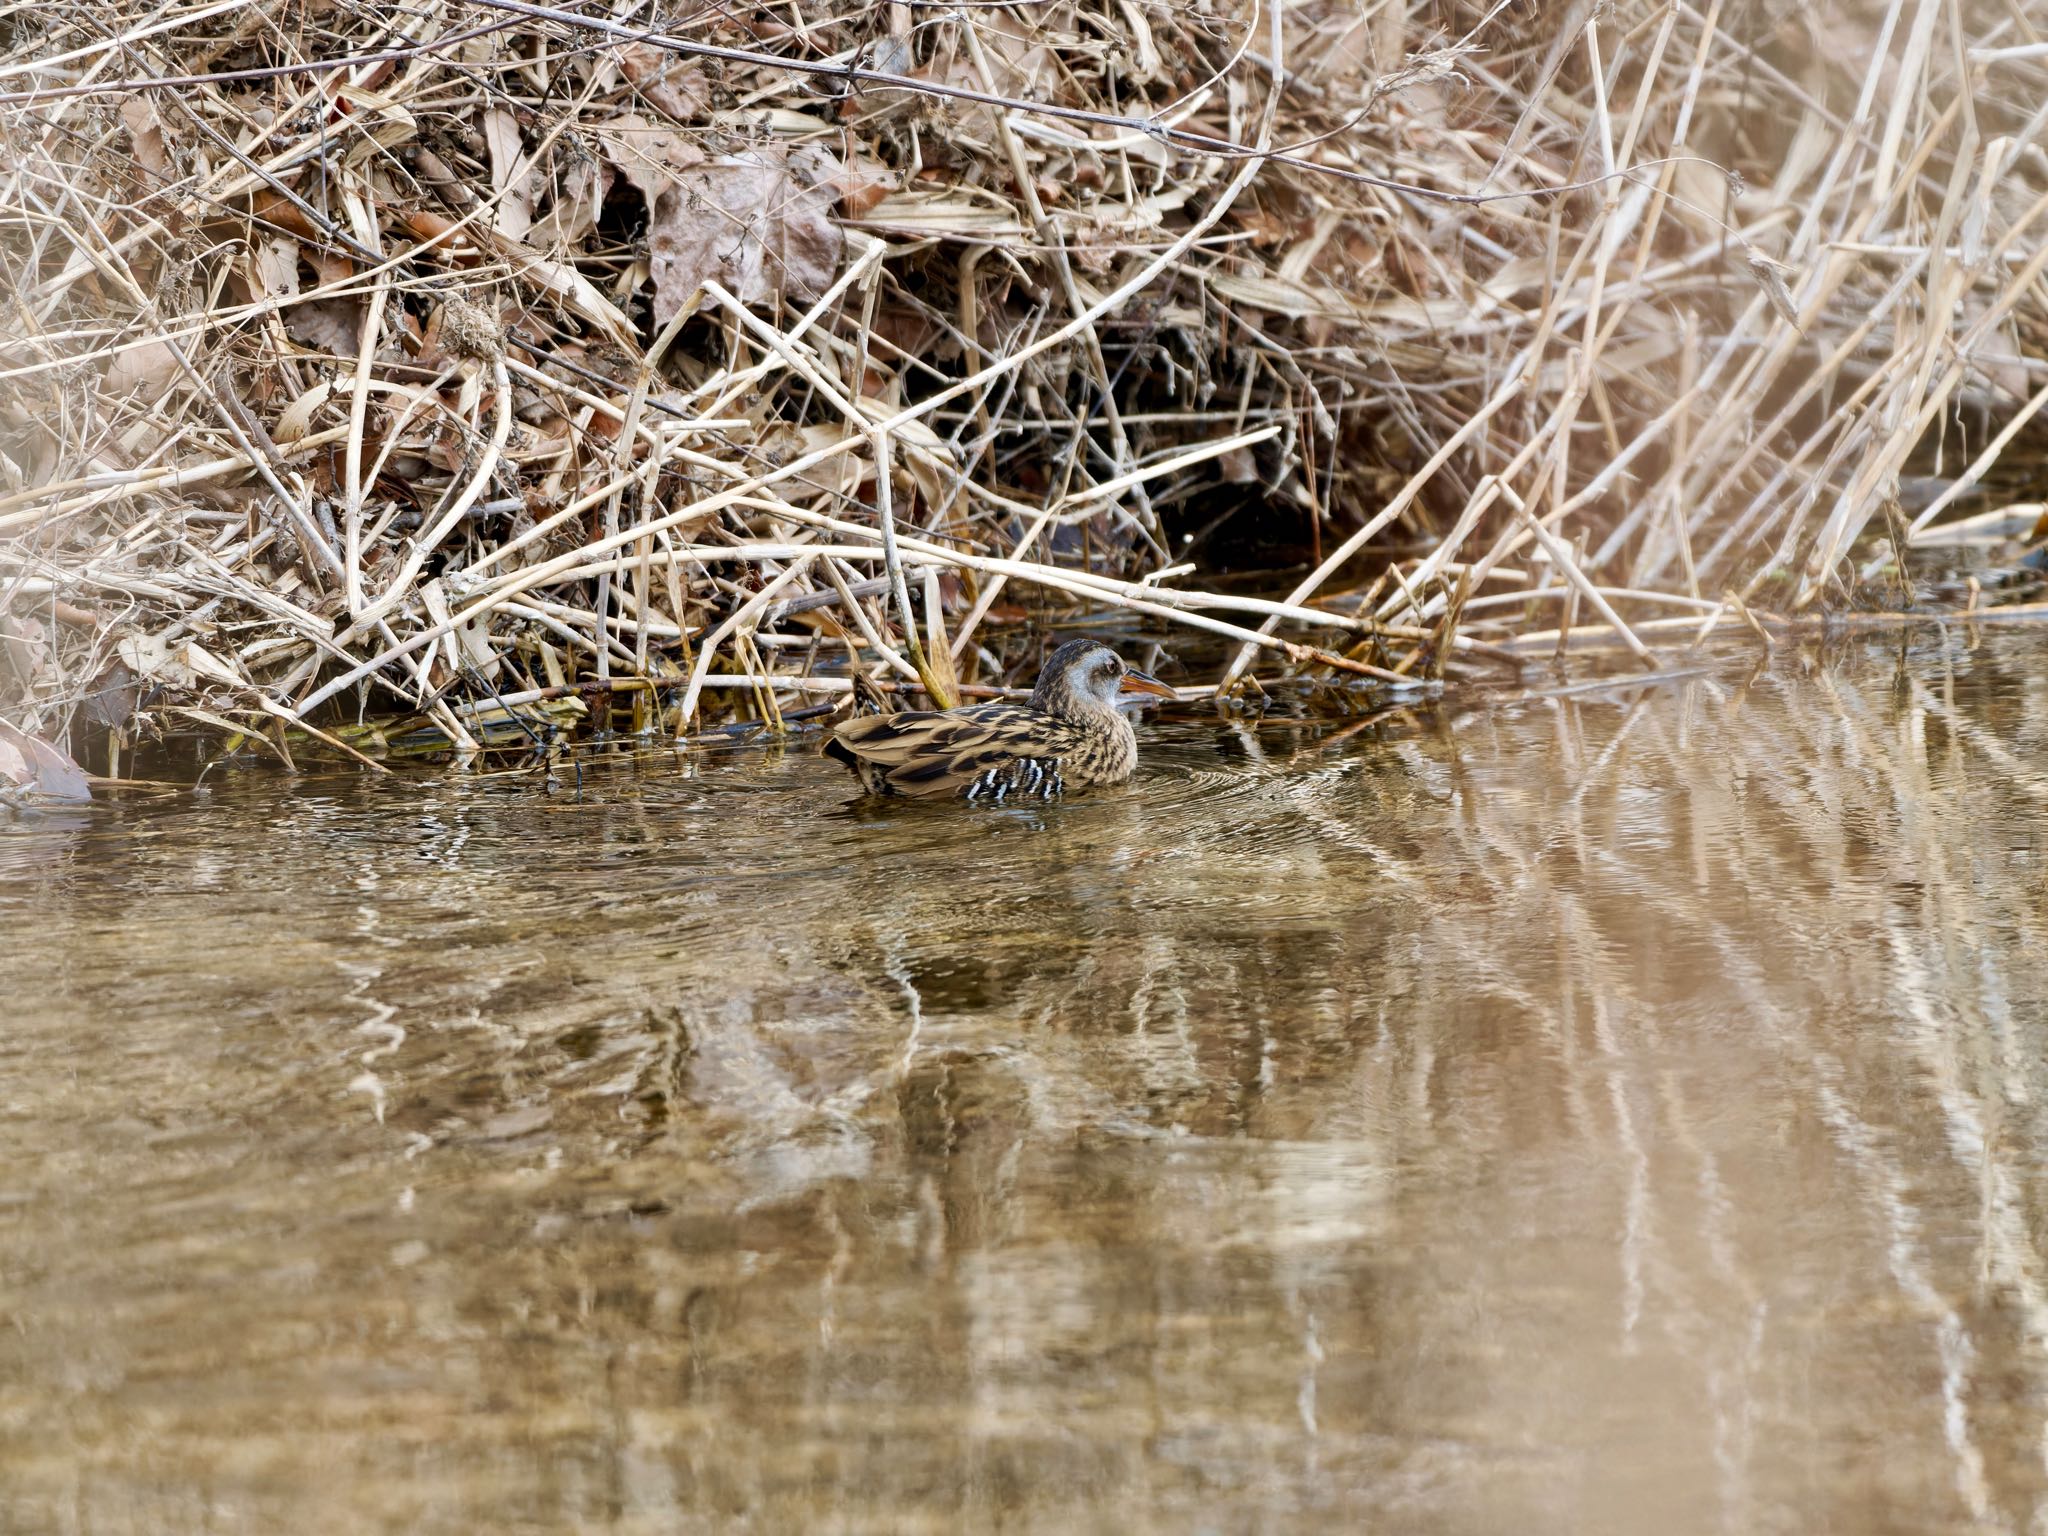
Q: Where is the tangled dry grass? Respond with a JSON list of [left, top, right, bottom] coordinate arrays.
[[2, 0, 2047, 784]]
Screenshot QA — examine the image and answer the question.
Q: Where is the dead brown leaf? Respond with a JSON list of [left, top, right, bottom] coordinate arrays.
[[104, 339, 182, 400], [646, 145, 844, 319], [1743, 243, 1805, 332], [119, 98, 171, 180], [527, 145, 612, 251], [619, 46, 710, 123], [834, 156, 896, 218], [249, 235, 301, 302], [77, 663, 140, 732], [594, 112, 706, 209], [484, 106, 533, 241], [284, 297, 367, 357], [0, 720, 91, 801]]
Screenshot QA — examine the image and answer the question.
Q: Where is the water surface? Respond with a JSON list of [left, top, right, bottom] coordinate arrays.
[[6, 628, 2048, 1533]]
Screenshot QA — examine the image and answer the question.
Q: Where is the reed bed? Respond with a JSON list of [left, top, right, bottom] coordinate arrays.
[[1, 0, 2045, 781]]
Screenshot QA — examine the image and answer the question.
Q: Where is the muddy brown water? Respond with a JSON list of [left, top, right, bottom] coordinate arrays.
[[5, 628, 2048, 1534]]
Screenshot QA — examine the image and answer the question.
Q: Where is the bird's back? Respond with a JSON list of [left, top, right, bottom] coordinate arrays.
[[827, 699, 1104, 800]]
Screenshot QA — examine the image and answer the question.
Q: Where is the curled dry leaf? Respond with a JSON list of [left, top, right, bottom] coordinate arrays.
[[1114, 0, 1164, 83], [0, 720, 91, 802], [527, 145, 612, 251], [618, 45, 711, 123], [118, 98, 171, 180], [1743, 243, 1804, 332], [248, 235, 301, 303], [834, 156, 896, 218], [273, 379, 335, 444], [484, 106, 533, 241]]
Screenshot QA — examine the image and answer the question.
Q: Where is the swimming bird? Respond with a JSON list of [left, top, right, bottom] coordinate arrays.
[[825, 639, 1176, 801]]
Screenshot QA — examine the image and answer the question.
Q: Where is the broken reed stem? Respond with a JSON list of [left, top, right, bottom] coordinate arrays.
[[869, 425, 947, 711]]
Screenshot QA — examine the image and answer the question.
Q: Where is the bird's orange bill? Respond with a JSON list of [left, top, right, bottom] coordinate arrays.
[[1118, 669, 1177, 702]]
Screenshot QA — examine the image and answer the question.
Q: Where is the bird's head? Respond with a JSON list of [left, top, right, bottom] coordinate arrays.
[[1029, 640, 1177, 721]]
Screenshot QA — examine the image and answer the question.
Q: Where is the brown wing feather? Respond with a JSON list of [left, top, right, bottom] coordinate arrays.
[[829, 702, 1084, 798]]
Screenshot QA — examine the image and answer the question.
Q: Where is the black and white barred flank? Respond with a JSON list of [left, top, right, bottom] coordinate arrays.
[[963, 757, 1066, 804]]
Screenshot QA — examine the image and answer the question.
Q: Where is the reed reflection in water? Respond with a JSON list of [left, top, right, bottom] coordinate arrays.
[[3, 629, 2048, 1534]]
